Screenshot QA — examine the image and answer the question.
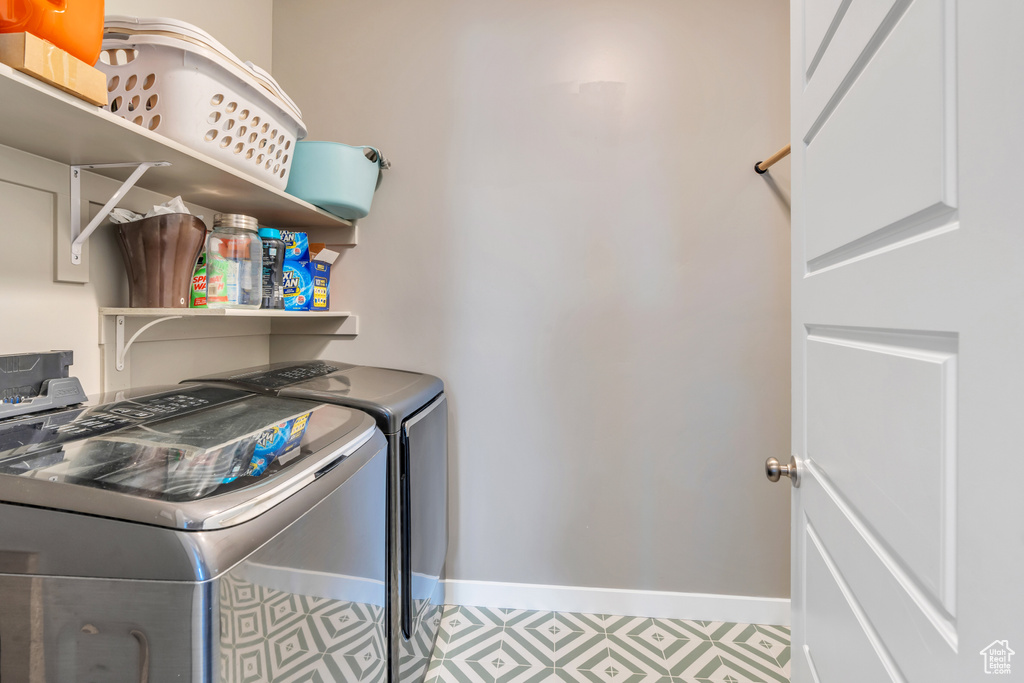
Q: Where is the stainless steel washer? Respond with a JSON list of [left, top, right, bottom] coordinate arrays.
[[186, 362, 447, 683], [0, 382, 388, 682]]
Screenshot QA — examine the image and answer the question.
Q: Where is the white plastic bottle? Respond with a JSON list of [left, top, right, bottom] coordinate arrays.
[[205, 214, 263, 309]]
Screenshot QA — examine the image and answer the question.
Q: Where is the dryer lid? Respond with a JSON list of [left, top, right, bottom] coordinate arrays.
[[0, 384, 376, 530]]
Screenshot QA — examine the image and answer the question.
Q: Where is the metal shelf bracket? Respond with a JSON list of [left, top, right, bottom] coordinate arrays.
[[115, 314, 182, 372], [70, 161, 171, 265]]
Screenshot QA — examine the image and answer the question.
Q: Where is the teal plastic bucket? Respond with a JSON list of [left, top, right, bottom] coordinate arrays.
[[285, 141, 389, 220]]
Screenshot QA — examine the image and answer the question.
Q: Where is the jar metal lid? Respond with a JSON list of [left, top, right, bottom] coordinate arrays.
[[213, 213, 259, 231]]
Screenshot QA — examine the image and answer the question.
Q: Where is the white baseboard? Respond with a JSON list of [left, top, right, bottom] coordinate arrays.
[[443, 579, 790, 627]]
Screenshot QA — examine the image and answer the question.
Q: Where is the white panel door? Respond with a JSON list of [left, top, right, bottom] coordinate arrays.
[[789, 1, 1024, 680]]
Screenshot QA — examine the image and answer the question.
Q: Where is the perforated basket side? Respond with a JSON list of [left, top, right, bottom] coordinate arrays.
[[97, 43, 299, 189]]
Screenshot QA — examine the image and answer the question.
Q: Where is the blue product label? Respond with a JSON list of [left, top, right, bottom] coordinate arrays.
[[282, 261, 313, 310], [246, 455, 269, 477], [246, 412, 312, 476], [280, 230, 309, 261], [309, 261, 331, 310], [254, 423, 287, 458]]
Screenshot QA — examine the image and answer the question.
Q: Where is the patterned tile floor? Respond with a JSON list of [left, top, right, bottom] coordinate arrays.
[[425, 606, 790, 683]]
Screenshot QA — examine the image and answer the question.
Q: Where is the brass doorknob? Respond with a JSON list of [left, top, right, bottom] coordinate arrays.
[[765, 456, 799, 487]]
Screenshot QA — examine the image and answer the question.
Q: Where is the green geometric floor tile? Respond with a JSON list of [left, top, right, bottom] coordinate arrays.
[[429, 605, 789, 683], [611, 618, 697, 667], [504, 609, 556, 631], [706, 641, 788, 683], [662, 639, 717, 678], [689, 652, 776, 683], [659, 620, 717, 642], [606, 633, 672, 676], [425, 653, 446, 682], [498, 607, 544, 623], [718, 625, 790, 672], [502, 619, 559, 667], [602, 637, 672, 682], [601, 615, 644, 636], [552, 631, 610, 670], [558, 641, 612, 679], [443, 621, 506, 661], [754, 625, 789, 644], [437, 606, 504, 659], [493, 665, 543, 683], [467, 654, 510, 683], [556, 613, 617, 634], [484, 645, 553, 683], [675, 621, 737, 641], [431, 658, 494, 683], [453, 628, 506, 666], [508, 667, 564, 683], [468, 606, 515, 626]]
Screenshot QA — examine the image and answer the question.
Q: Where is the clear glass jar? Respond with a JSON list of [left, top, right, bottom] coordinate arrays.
[[205, 214, 262, 309]]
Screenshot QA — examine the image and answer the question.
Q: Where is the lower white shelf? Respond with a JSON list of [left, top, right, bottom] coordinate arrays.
[[99, 307, 354, 318], [98, 307, 359, 384]]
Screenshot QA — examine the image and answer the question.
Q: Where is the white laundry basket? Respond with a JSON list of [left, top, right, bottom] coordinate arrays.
[[97, 16, 307, 190]]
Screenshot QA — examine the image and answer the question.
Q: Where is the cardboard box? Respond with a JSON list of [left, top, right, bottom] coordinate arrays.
[[309, 244, 339, 312], [0, 32, 108, 107], [281, 244, 339, 311]]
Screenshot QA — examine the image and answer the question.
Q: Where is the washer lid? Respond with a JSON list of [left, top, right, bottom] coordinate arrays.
[[185, 362, 444, 433], [0, 384, 376, 530]]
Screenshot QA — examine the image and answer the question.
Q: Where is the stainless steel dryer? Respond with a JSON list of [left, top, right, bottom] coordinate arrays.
[[186, 362, 447, 683], [0, 382, 389, 682]]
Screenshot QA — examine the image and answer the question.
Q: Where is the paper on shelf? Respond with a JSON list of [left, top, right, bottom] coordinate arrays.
[[108, 195, 202, 224]]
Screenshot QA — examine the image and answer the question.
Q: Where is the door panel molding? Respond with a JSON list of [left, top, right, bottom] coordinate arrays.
[[804, 0, 955, 262], [806, 460, 957, 650], [802, 0, 912, 143], [804, 0, 851, 81], [803, 519, 903, 682], [805, 203, 957, 275], [805, 325, 957, 620]]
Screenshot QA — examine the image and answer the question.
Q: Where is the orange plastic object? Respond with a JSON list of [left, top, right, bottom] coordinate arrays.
[[0, 0, 103, 65]]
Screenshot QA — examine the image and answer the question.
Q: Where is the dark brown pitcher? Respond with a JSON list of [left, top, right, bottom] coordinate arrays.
[[115, 214, 207, 308]]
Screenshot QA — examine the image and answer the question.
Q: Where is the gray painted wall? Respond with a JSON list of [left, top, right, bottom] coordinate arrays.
[[270, 0, 793, 598]]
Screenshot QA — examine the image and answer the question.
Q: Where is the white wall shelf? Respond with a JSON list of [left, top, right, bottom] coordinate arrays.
[[0, 64, 354, 234], [98, 308, 359, 389], [99, 308, 355, 318]]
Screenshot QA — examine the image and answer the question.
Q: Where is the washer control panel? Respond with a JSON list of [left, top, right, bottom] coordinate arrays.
[[0, 385, 248, 459]]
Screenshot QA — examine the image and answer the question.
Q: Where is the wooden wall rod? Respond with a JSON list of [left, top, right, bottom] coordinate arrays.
[[754, 144, 791, 174]]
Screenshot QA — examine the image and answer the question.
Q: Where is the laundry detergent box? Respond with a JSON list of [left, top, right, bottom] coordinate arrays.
[[282, 260, 313, 310], [282, 245, 339, 311], [280, 230, 309, 261], [308, 244, 339, 312], [247, 411, 312, 476]]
